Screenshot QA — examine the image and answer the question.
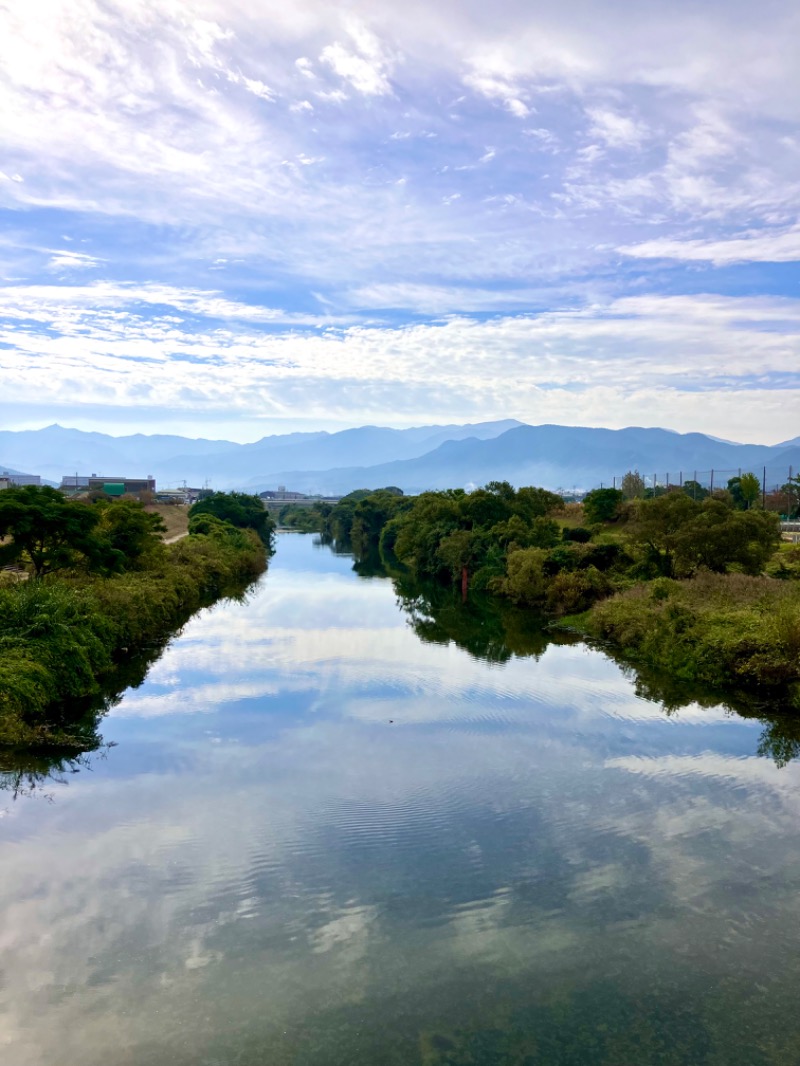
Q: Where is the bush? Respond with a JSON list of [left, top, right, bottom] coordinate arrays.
[[546, 567, 611, 615], [495, 548, 549, 606], [562, 526, 592, 543]]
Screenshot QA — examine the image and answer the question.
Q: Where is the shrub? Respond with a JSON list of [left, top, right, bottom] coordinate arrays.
[[562, 526, 592, 543]]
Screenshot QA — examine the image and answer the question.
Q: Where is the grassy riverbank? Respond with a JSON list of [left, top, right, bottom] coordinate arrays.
[[569, 572, 800, 696], [0, 521, 268, 748]]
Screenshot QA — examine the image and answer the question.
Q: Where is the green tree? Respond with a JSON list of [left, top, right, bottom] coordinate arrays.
[[630, 493, 700, 576], [779, 475, 800, 519], [189, 491, 274, 545], [498, 547, 549, 606], [620, 470, 646, 500], [350, 490, 409, 556], [515, 486, 563, 519], [95, 499, 166, 570], [632, 494, 779, 577], [437, 528, 483, 583], [727, 473, 761, 510], [0, 485, 108, 578], [682, 480, 709, 502], [583, 487, 625, 524], [393, 491, 464, 579], [324, 489, 375, 542], [673, 501, 780, 575]]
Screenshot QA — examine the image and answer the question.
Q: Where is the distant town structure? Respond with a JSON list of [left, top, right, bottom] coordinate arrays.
[[258, 487, 342, 513], [60, 474, 157, 496], [154, 487, 202, 505], [1, 471, 42, 487], [260, 486, 310, 501]]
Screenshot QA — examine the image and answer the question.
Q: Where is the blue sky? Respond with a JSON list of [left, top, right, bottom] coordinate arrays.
[[1, 0, 798, 443]]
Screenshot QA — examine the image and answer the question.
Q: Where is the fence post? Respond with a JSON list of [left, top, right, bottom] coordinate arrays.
[[763, 466, 766, 509], [710, 469, 714, 493]]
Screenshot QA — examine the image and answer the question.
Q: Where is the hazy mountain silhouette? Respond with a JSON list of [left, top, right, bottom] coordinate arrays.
[[244, 425, 800, 495], [0, 420, 522, 488], [3, 421, 798, 495]]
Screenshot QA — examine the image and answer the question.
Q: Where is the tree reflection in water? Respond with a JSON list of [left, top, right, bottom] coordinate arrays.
[[385, 562, 800, 770], [0, 747, 113, 802], [5, 550, 799, 805], [0, 579, 260, 797]]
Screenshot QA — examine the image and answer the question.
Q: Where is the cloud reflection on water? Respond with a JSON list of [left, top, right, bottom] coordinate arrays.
[[1, 534, 799, 1065]]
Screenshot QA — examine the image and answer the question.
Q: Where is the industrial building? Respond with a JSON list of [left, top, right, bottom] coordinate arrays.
[[60, 474, 157, 496], [1, 471, 42, 487]]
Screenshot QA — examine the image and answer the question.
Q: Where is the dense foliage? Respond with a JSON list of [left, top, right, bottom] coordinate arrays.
[[381, 482, 563, 588], [0, 486, 166, 577], [189, 491, 275, 545], [0, 493, 269, 748], [308, 480, 796, 696], [584, 572, 800, 694], [274, 487, 405, 547]]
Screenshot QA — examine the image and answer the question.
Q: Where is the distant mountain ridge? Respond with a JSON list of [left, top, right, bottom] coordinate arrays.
[[243, 424, 800, 495], [1, 420, 797, 495], [0, 420, 523, 488]]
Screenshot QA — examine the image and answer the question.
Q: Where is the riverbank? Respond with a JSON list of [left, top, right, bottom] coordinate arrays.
[[0, 522, 268, 748], [293, 485, 800, 705], [565, 571, 800, 700]]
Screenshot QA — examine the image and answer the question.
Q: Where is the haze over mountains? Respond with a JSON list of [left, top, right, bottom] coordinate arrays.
[[2, 421, 799, 495]]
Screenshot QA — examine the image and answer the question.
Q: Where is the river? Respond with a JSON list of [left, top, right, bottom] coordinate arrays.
[[2, 532, 800, 1065]]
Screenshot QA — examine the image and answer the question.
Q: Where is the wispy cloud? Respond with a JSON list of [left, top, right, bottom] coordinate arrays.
[[1, 282, 798, 442], [0, 0, 798, 438], [621, 224, 800, 264], [320, 22, 395, 96]]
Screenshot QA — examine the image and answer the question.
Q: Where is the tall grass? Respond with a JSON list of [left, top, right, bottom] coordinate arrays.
[[581, 571, 800, 696]]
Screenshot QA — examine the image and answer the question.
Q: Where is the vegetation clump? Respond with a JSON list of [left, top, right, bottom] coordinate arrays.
[[582, 572, 800, 692], [0, 488, 273, 748]]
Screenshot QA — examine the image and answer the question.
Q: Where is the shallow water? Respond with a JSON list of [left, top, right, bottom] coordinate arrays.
[[2, 533, 800, 1065]]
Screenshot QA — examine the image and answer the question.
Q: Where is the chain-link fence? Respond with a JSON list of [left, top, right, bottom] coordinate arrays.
[[571, 465, 799, 515]]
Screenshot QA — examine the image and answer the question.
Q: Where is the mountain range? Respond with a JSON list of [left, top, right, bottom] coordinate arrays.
[[2, 421, 799, 495]]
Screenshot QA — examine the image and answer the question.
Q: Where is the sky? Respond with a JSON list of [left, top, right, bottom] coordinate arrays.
[[1, 0, 799, 444]]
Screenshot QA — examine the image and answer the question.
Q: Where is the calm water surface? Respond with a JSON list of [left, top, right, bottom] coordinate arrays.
[[3, 533, 800, 1065]]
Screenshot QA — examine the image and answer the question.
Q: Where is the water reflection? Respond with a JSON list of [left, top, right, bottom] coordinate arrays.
[[3, 534, 800, 1066], [0, 750, 104, 802], [390, 562, 800, 770]]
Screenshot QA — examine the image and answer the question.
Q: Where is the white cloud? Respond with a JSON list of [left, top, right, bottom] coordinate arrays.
[[621, 224, 800, 264], [586, 107, 647, 148], [46, 251, 104, 271], [1, 283, 798, 442], [320, 22, 395, 96], [463, 66, 530, 118]]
